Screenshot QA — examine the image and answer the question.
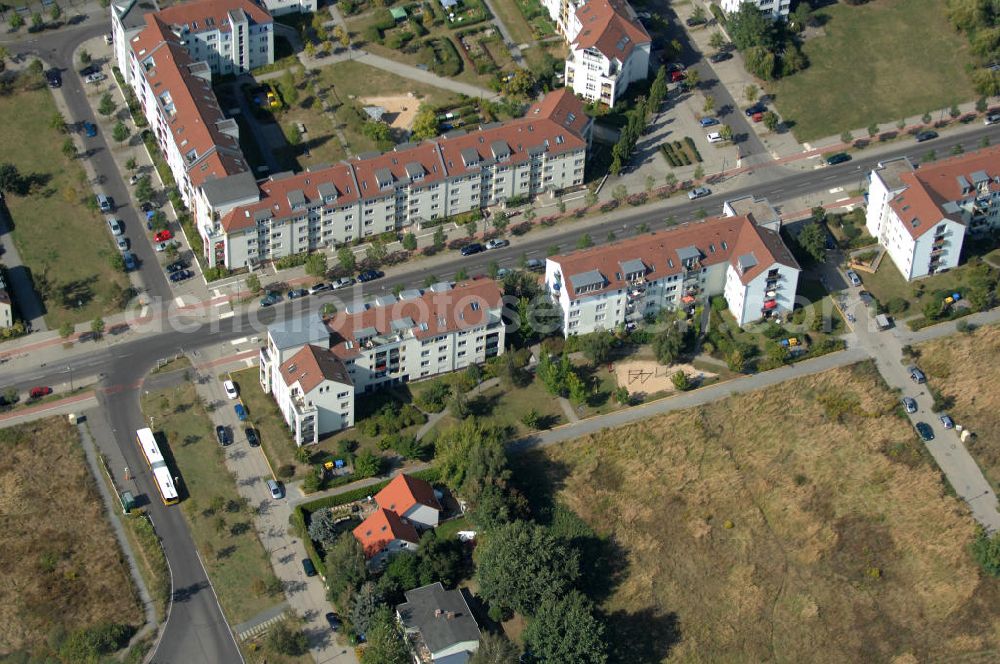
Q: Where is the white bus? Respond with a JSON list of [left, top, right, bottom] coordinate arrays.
[[135, 427, 179, 505]]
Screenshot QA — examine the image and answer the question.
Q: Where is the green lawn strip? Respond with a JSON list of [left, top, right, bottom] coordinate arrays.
[[0, 84, 130, 327], [140, 382, 279, 624], [120, 513, 171, 622], [469, 377, 566, 433], [772, 0, 975, 142], [861, 259, 996, 319], [435, 515, 471, 541], [488, 0, 536, 45], [231, 366, 304, 480]]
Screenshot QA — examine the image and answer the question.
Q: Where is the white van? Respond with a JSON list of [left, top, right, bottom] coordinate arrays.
[[706, 132, 724, 144]]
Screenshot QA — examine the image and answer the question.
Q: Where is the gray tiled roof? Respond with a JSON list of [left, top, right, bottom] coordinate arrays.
[[397, 583, 481, 655], [569, 269, 605, 290], [676, 245, 701, 262], [619, 258, 646, 275], [268, 316, 329, 351]]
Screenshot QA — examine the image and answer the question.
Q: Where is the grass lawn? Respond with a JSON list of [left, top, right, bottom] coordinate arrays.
[[514, 361, 1000, 662], [467, 376, 565, 434], [140, 382, 280, 624], [488, 0, 536, 45], [918, 323, 1000, 490], [0, 79, 130, 327], [861, 257, 998, 318], [0, 417, 143, 659], [230, 366, 304, 480], [772, 0, 976, 141], [435, 515, 472, 541]]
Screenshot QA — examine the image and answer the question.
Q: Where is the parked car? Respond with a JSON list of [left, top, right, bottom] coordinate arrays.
[[245, 427, 260, 447], [169, 269, 192, 282], [165, 260, 187, 273], [325, 613, 341, 632], [357, 269, 383, 282], [858, 290, 874, 305], [915, 130, 938, 143], [234, 403, 248, 421], [287, 288, 308, 300], [526, 258, 545, 271], [154, 230, 173, 242], [331, 277, 354, 289], [496, 267, 512, 278], [45, 69, 62, 88], [939, 414, 955, 429], [302, 558, 317, 577], [97, 194, 113, 212], [29, 386, 52, 399], [985, 112, 1000, 125], [670, 69, 685, 83], [223, 380, 239, 399], [116, 237, 129, 252], [308, 282, 330, 294], [123, 252, 137, 271], [267, 479, 284, 499], [260, 291, 281, 307], [902, 397, 917, 414], [708, 52, 732, 63], [82, 121, 97, 137], [706, 131, 724, 143], [461, 243, 485, 256], [699, 116, 719, 127], [485, 238, 509, 250], [915, 422, 935, 441], [154, 241, 177, 252], [107, 218, 124, 236], [216, 425, 232, 446], [910, 367, 927, 383], [845, 270, 862, 287], [825, 152, 851, 166], [85, 72, 106, 84], [685, 16, 706, 27], [687, 186, 711, 200], [745, 103, 767, 117]]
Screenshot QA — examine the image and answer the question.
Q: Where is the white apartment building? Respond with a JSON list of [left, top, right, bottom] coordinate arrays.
[[0, 271, 13, 330], [545, 213, 800, 334], [259, 0, 315, 16], [720, 0, 791, 20], [259, 280, 506, 443], [542, 0, 650, 107], [113, 0, 274, 82], [213, 89, 592, 269], [865, 148, 1000, 280]]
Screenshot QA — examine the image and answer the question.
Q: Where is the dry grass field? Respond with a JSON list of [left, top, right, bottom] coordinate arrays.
[[0, 418, 143, 658], [918, 323, 1000, 490], [517, 362, 1000, 663]]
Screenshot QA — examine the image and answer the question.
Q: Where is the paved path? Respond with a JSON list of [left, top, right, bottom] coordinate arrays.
[[233, 601, 290, 640], [479, 0, 529, 70], [0, 391, 98, 428], [0, 210, 47, 331], [559, 397, 580, 423]]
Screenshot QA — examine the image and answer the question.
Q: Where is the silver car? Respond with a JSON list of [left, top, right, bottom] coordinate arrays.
[[846, 270, 862, 287], [687, 187, 711, 200], [116, 236, 129, 252], [107, 217, 123, 236]]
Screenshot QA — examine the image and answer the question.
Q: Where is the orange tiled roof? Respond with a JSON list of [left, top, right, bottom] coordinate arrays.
[[572, 0, 650, 61], [279, 344, 352, 393], [157, 0, 272, 32], [353, 508, 420, 559], [375, 474, 442, 515]]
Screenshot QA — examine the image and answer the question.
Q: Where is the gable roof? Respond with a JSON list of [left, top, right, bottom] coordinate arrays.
[[728, 218, 799, 284], [279, 344, 352, 393], [353, 508, 420, 558], [397, 582, 482, 655], [156, 0, 272, 32], [524, 87, 591, 139], [375, 474, 442, 515], [268, 315, 330, 351], [572, 0, 650, 61]]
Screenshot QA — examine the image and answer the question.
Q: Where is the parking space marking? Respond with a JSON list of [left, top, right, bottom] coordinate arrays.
[[231, 336, 248, 346], [173, 296, 185, 308], [829, 186, 844, 193]]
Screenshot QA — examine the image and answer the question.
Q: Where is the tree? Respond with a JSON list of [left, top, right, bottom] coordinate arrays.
[[337, 246, 356, 273], [361, 607, 409, 664], [411, 104, 439, 141], [135, 176, 154, 203], [580, 329, 615, 365], [789, 1, 811, 30], [502, 68, 534, 96], [307, 509, 340, 545], [476, 520, 579, 616], [693, 164, 705, 180], [709, 31, 727, 51], [98, 93, 116, 117], [922, 111, 932, 124], [350, 582, 383, 637], [744, 46, 775, 80], [840, 130, 853, 145], [612, 184, 628, 203], [325, 532, 367, 603], [0, 163, 22, 195], [353, 450, 382, 478], [744, 84, 759, 103], [645, 174, 655, 192], [402, 233, 417, 250], [977, 96, 989, 113], [125, 157, 137, 172], [91, 317, 105, 337], [280, 69, 299, 106], [267, 620, 308, 656], [109, 253, 126, 272], [896, 118, 907, 131], [762, 111, 779, 131], [584, 187, 598, 206], [576, 234, 593, 249], [972, 525, 1000, 577], [59, 321, 74, 338], [671, 370, 691, 390], [868, 122, 880, 137], [49, 4, 61, 22], [565, 371, 588, 405], [305, 252, 327, 277], [62, 138, 78, 159], [31, 12, 43, 31], [50, 112, 66, 132], [950, 102, 961, 118], [433, 225, 446, 250], [362, 120, 390, 144], [524, 592, 607, 664], [728, 3, 774, 50], [683, 68, 700, 90], [702, 95, 715, 114], [469, 632, 521, 664], [10, 13, 24, 30], [652, 324, 683, 365], [797, 222, 827, 263]]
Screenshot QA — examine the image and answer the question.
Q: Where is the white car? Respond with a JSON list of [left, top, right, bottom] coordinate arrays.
[[223, 380, 239, 400], [706, 132, 724, 143], [687, 187, 711, 200], [116, 237, 129, 252], [154, 240, 177, 252], [331, 277, 354, 290], [485, 238, 509, 250], [85, 72, 106, 84], [107, 217, 123, 236]]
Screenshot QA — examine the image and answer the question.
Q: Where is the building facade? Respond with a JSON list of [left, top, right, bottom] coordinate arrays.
[[353, 508, 420, 566], [260, 0, 316, 17], [272, 344, 354, 445], [0, 271, 13, 330], [542, 0, 650, 107], [720, 0, 791, 20], [865, 149, 1000, 280], [545, 213, 800, 335]]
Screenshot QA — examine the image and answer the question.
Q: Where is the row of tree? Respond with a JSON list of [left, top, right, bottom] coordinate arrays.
[[609, 65, 669, 176], [946, 0, 1000, 94], [727, 3, 808, 81]]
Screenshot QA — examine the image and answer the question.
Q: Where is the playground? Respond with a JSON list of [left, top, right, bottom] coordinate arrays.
[[612, 359, 717, 396]]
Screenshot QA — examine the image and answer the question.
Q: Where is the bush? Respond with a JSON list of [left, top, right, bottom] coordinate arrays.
[[268, 620, 309, 656], [972, 526, 1000, 577], [59, 623, 134, 661], [509, 221, 533, 236], [276, 464, 295, 479]]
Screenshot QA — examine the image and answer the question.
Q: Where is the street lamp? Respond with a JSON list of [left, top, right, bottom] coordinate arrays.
[[65, 364, 74, 391]]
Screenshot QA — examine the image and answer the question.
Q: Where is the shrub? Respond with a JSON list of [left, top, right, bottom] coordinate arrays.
[[276, 464, 295, 479], [509, 221, 533, 236], [599, 200, 619, 213]]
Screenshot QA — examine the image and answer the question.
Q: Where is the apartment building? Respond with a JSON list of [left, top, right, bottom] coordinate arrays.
[[353, 508, 420, 565], [259, 0, 316, 16], [213, 89, 591, 269], [720, 0, 791, 20], [542, 0, 650, 107], [0, 271, 13, 330], [113, 0, 274, 82], [259, 280, 506, 443], [545, 214, 800, 334], [865, 148, 1000, 280]]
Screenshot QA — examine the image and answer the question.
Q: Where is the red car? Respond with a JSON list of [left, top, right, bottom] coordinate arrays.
[[154, 230, 173, 242], [29, 386, 52, 399], [670, 70, 685, 83]]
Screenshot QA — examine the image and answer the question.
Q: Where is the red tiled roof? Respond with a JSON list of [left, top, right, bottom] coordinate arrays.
[[552, 215, 798, 300], [157, 0, 272, 32], [327, 279, 504, 360], [572, 0, 650, 61], [279, 344, 352, 393], [375, 474, 442, 515], [888, 146, 1000, 239], [525, 88, 591, 139], [353, 508, 420, 559], [351, 142, 447, 200]]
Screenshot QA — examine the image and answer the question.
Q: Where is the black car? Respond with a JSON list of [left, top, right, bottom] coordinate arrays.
[[141, 201, 156, 213], [708, 52, 732, 63], [357, 269, 384, 282], [169, 269, 193, 282], [685, 16, 706, 27], [45, 69, 62, 88], [915, 130, 938, 143], [302, 558, 317, 577], [915, 422, 935, 441], [325, 612, 341, 632], [245, 427, 260, 447], [858, 290, 874, 305], [745, 103, 766, 117], [216, 425, 232, 446], [166, 260, 187, 273], [825, 152, 852, 166], [287, 288, 308, 299], [461, 242, 485, 256], [79, 64, 99, 77]]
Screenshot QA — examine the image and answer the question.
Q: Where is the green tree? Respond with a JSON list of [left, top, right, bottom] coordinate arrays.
[[135, 175, 154, 203], [62, 138, 77, 159], [729, 4, 774, 50], [112, 120, 131, 144], [350, 581, 383, 637], [950, 102, 961, 118], [972, 525, 1000, 577], [524, 592, 607, 664], [565, 371, 588, 405], [469, 632, 521, 664], [125, 157, 137, 172], [744, 84, 759, 103], [703, 95, 715, 114], [709, 31, 726, 51], [868, 122, 880, 137], [896, 118, 907, 131], [671, 370, 691, 391], [353, 450, 382, 478], [653, 324, 683, 365], [50, 112, 66, 132], [361, 607, 409, 664], [433, 225, 446, 250], [477, 520, 580, 616], [762, 111, 779, 131], [612, 184, 628, 203], [797, 222, 827, 263], [337, 246, 356, 273], [693, 164, 705, 180], [580, 329, 615, 365], [744, 45, 775, 80], [267, 620, 308, 656], [840, 130, 853, 145], [576, 234, 593, 249], [362, 120, 390, 144], [410, 104, 439, 141], [325, 532, 367, 604], [683, 68, 700, 90], [584, 187, 598, 206], [922, 111, 932, 124], [59, 321, 74, 338], [10, 13, 24, 30], [91, 317, 105, 337], [109, 253, 125, 272], [402, 233, 417, 251], [98, 93, 116, 117], [31, 12, 43, 31], [976, 96, 989, 113], [305, 252, 327, 277]]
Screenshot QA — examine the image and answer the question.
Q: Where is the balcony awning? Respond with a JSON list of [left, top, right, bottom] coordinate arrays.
[[763, 300, 778, 310], [681, 295, 696, 304]]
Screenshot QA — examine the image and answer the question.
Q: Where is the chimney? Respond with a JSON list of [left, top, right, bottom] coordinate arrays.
[[447, 611, 455, 620], [434, 609, 442, 618]]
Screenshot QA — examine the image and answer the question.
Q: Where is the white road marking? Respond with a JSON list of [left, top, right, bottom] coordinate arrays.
[[829, 187, 844, 194], [140, 306, 149, 318], [244, 358, 255, 367], [803, 142, 812, 151], [219, 311, 235, 320], [836, 197, 850, 202], [231, 336, 248, 345], [213, 288, 222, 298], [174, 296, 185, 307]]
